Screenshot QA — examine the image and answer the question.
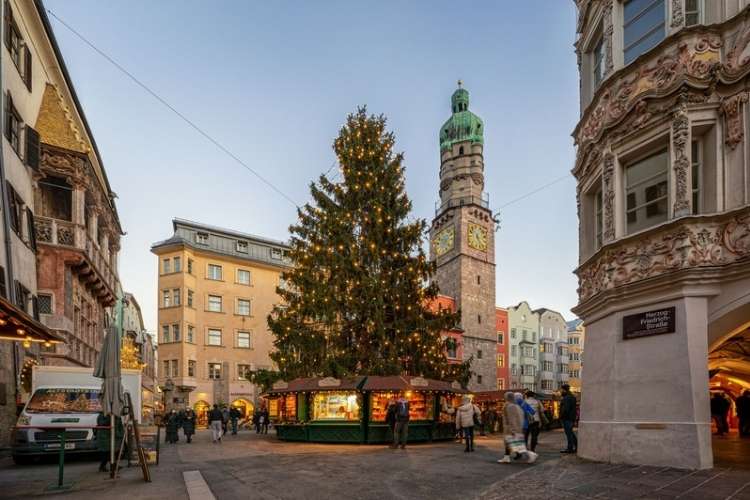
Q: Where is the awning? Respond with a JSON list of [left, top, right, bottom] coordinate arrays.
[[0, 295, 64, 344], [264, 376, 366, 395], [361, 375, 467, 393]]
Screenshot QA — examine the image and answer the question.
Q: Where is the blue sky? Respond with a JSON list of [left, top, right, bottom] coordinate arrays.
[[44, 1, 580, 332]]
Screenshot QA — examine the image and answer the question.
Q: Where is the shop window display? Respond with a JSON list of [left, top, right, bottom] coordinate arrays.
[[370, 391, 435, 421], [280, 394, 297, 421], [312, 391, 360, 420]]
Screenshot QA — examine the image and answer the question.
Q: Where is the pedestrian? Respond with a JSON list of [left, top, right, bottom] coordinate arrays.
[[523, 391, 544, 452], [498, 392, 537, 464], [96, 411, 124, 472], [260, 406, 270, 434], [221, 406, 230, 435], [711, 392, 731, 435], [385, 399, 397, 447], [252, 410, 261, 434], [560, 384, 578, 454], [182, 408, 197, 443], [737, 390, 750, 438], [229, 406, 241, 435], [208, 404, 224, 443], [165, 409, 180, 444], [393, 394, 410, 450], [455, 395, 481, 452]]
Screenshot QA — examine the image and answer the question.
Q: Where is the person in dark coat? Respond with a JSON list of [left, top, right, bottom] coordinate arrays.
[[165, 409, 180, 444], [385, 399, 397, 447], [737, 390, 750, 438], [182, 408, 197, 443], [711, 393, 731, 435], [260, 407, 270, 434], [252, 410, 261, 434], [96, 412, 124, 472], [229, 407, 241, 435], [559, 384, 578, 454]]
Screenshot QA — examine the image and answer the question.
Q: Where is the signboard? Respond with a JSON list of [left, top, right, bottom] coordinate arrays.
[[623, 307, 676, 340], [318, 377, 341, 387], [410, 377, 428, 387]]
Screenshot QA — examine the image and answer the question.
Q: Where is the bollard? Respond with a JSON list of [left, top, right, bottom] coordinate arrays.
[[57, 429, 66, 488]]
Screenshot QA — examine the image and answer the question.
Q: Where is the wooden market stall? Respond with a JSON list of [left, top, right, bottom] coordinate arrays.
[[265, 375, 466, 444]]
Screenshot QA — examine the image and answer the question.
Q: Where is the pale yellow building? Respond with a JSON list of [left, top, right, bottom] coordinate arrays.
[[151, 219, 290, 426], [566, 319, 584, 394]]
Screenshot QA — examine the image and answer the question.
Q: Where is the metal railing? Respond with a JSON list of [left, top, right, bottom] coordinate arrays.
[[434, 193, 489, 215]]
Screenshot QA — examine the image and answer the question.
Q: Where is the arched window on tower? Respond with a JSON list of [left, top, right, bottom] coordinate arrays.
[[459, 146, 464, 155]]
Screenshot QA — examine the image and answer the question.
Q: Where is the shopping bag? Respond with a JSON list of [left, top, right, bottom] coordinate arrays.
[[504, 434, 528, 455]]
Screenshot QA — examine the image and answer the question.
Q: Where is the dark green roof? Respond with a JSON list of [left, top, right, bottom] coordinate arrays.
[[439, 84, 484, 152]]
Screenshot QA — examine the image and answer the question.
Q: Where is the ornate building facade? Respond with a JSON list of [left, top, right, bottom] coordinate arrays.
[[430, 84, 497, 392], [573, 0, 750, 469]]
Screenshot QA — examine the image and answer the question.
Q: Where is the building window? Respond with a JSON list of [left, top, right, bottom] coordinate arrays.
[[174, 256, 182, 273], [187, 258, 194, 274], [172, 324, 180, 342], [624, 0, 665, 65], [595, 188, 603, 249], [477, 349, 483, 360], [173, 288, 181, 306], [236, 299, 251, 316], [570, 369, 580, 378], [238, 364, 251, 380], [236, 240, 248, 253], [477, 314, 481, 325], [187, 289, 194, 307], [691, 140, 701, 215], [511, 345, 517, 356], [195, 232, 209, 245], [207, 264, 222, 280], [511, 328, 516, 339], [497, 332, 504, 344], [188, 360, 196, 377], [237, 269, 251, 285], [685, 0, 701, 26], [187, 325, 194, 343], [208, 363, 222, 379], [477, 375, 482, 384], [162, 290, 170, 308], [497, 354, 504, 367], [4, 94, 22, 155], [626, 149, 668, 234], [38, 293, 53, 314], [446, 338, 457, 359], [543, 360, 553, 372], [170, 360, 178, 377], [208, 295, 222, 312], [498, 378, 505, 390], [541, 380, 553, 390], [207, 328, 222, 346], [162, 258, 171, 274], [162, 360, 170, 378], [559, 364, 569, 373], [271, 248, 282, 260], [476, 275, 480, 285], [593, 33, 605, 88], [236, 331, 252, 349], [162, 325, 170, 343], [511, 364, 517, 375]]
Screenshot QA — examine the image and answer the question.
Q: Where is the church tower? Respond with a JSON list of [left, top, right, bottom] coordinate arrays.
[[430, 82, 496, 392]]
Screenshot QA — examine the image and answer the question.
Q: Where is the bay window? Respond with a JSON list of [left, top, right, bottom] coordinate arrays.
[[625, 149, 668, 234], [593, 33, 605, 89], [624, 0, 665, 65]]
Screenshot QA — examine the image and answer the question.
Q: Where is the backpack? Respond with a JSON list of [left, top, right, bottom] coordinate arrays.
[[397, 401, 409, 419]]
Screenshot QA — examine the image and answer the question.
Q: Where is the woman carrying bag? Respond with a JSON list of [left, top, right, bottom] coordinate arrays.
[[455, 395, 481, 453], [498, 392, 537, 464]]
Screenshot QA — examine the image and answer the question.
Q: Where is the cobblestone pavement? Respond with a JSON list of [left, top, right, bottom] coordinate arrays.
[[0, 429, 747, 499]]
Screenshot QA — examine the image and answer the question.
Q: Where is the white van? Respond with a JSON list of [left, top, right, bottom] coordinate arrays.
[[11, 366, 141, 464]]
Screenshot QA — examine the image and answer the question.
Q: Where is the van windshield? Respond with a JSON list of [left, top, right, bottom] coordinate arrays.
[[26, 388, 102, 414]]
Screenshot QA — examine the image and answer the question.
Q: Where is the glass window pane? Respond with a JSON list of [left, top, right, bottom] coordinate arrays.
[[626, 149, 669, 233], [624, 0, 665, 63], [624, 0, 663, 24]]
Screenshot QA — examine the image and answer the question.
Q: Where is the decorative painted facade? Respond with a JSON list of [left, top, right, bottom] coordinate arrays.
[[573, 0, 750, 469], [430, 83, 497, 392]]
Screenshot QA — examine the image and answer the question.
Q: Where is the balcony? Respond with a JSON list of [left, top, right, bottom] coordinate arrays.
[[35, 216, 116, 305], [435, 193, 489, 216]]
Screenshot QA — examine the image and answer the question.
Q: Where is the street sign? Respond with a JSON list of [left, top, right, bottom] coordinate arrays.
[[623, 307, 676, 340]]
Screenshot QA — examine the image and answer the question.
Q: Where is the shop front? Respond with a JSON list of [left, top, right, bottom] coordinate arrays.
[[265, 375, 465, 444]]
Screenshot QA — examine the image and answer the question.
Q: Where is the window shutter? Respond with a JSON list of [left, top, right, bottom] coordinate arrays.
[[32, 295, 39, 321], [26, 207, 36, 251], [0, 266, 6, 299], [6, 181, 18, 233], [4, 93, 12, 142], [23, 45, 31, 90], [25, 125, 39, 169], [3, 2, 11, 50]]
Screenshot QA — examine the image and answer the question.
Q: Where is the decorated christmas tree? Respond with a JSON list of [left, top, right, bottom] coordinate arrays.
[[268, 108, 470, 384]]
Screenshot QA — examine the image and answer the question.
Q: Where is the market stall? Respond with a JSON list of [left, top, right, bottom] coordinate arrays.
[[264, 375, 465, 444]]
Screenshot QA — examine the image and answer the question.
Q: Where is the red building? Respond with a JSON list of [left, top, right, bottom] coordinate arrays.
[[430, 295, 463, 363], [495, 307, 509, 389]]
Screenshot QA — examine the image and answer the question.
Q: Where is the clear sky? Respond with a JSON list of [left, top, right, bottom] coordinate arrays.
[[44, 0, 580, 333]]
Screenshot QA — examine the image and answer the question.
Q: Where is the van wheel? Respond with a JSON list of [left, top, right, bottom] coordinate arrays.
[[12, 455, 32, 465]]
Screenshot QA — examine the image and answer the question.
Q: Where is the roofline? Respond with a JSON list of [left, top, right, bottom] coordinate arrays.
[[171, 218, 290, 248], [33, 0, 122, 233], [151, 235, 292, 270]]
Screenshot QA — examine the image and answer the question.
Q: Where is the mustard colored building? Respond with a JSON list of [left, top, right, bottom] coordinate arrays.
[[151, 219, 290, 425]]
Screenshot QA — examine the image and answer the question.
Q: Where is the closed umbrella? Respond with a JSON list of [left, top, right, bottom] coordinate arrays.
[[94, 324, 125, 468]]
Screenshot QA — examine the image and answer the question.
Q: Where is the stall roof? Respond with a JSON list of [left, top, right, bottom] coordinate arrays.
[[472, 390, 559, 402], [0, 295, 63, 344], [361, 375, 466, 393], [265, 376, 366, 395]]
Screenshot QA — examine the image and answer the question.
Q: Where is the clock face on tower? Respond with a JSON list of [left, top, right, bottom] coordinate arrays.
[[467, 223, 488, 251], [433, 226, 455, 257]]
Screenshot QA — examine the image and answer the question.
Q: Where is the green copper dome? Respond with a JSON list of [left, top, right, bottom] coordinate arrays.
[[439, 82, 484, 152]]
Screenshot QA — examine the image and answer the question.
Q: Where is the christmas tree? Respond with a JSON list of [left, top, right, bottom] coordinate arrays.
[[268, 108, 470, 384]]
